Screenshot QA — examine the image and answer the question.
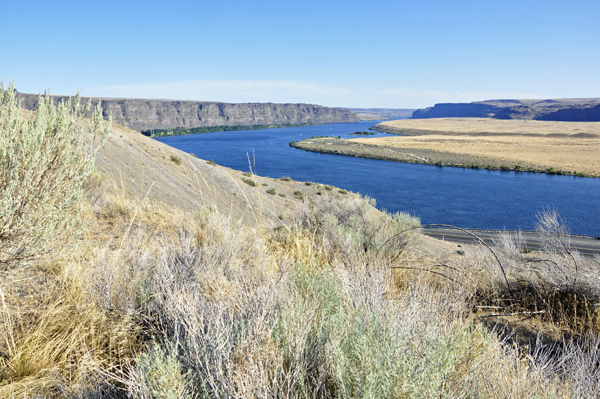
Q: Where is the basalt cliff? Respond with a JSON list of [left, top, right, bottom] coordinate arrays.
[[16, 93, 359, 131], [412, 98, 600, 121]]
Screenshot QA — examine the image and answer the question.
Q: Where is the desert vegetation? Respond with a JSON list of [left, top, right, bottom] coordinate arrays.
[[348, 131, 376, 136], [140, 123, 316, 138], [3, 85, 600, 398], [292, 134, 598, 177], [364, 118, 600, 177], [169, 155, 182, 165], [241, 177, 257, 187]]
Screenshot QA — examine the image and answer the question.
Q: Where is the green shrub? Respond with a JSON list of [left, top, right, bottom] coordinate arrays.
[[134, 341, 189, 399], [242, 178, 257, 187], [339, 189, 348, 195], [349, 131, 376, 136], [170, 155, 182, 165], [266, 188, 276, 195], [206, 159, 216, 165], [279, 176, 292, 181], [294, 190, 303, 198], [0, 82, 110, 268], [278, 193, 286, 197], [189, 153, 198, 158]]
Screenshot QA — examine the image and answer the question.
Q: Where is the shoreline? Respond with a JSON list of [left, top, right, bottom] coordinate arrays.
[[290, 138, 596, 178], [142, 122, 321, 138]]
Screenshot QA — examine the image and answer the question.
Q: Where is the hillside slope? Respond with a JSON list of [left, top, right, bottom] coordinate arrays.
[[95, 123, 351, 225], [17, 93, 360, 131]]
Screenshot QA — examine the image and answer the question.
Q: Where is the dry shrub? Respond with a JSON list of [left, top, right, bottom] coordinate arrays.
[[110, 195, 572, 398], [475, 208, 600, 333], [289, 194, 420, 268], [3, 177, 599, 397]]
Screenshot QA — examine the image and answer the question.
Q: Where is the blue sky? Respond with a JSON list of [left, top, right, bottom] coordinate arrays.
[[1, 0, 598, 108]]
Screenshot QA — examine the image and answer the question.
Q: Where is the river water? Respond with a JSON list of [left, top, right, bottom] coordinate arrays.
[[156, 121, 600, 237]]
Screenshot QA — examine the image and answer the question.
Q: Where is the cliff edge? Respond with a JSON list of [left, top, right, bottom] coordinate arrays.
[[412, 98, 600, 121], [16, 93, 360, 131]]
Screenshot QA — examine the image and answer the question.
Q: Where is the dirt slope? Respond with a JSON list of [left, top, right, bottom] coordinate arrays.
[[95, 123, 348, 225]]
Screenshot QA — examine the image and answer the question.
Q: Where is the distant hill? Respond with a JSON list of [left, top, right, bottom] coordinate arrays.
[[412, 98, 600, 121], [344, 108, 416, 121], [16, 93, 360, 131]]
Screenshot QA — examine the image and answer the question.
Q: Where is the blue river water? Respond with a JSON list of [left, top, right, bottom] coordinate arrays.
[[156, 121, 600, 237]]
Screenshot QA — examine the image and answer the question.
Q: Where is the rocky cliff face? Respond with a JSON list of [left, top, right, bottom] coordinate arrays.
[[412, 103, 501, 119], [16, 93, 360, 130], [412, 98, 600, 121], [344, 108, 416, 120]]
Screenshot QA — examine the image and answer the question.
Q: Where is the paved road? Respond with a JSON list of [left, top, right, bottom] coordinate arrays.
[[423, 228, 600, 257]]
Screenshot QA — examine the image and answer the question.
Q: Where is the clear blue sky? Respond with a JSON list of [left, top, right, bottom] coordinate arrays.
[[1, 0, 598, 108]]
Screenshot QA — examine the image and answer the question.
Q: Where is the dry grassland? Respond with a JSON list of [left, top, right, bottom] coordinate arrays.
[[365, 118, 600, 176], [373, 117, 600, 136], [6, 93, 600, 396]]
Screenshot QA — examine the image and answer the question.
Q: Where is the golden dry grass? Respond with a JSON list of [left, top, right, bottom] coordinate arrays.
[[364, 118, 600, 176], [374, 117, 600, 136]]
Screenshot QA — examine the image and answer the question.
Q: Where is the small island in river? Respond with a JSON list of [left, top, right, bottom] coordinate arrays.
[[290, 118, 600, 177]]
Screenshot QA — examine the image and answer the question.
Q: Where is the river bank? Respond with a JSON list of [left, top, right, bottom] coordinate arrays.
[[364, 118, 600, 177], [156, 121, 600, 236], [290, 137, 596, 177]]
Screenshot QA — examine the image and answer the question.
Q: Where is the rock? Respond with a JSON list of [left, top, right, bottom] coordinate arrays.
[[412, 103, 501, 119], [16, 93, 360, 131], [411, 98, 600, 122]]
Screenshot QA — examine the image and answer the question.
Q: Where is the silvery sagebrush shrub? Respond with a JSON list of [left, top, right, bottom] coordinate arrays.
[[0, 81, 110, 268]]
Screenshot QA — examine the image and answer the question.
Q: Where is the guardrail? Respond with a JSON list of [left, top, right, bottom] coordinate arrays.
[[422, 226, 598, 240]]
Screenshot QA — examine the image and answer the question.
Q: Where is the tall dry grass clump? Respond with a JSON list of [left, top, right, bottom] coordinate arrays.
[[473, 208, 600, 333]]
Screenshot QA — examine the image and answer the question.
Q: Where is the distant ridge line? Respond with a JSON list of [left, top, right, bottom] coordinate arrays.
[[16, 92, 360, 131], [412, 98, 600, 121]]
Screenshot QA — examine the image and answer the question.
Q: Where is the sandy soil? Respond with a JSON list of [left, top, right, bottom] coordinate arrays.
[[358, 118, 600, 176]]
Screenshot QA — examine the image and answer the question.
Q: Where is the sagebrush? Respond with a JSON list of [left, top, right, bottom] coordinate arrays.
[[0, 82, 110, 268]]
